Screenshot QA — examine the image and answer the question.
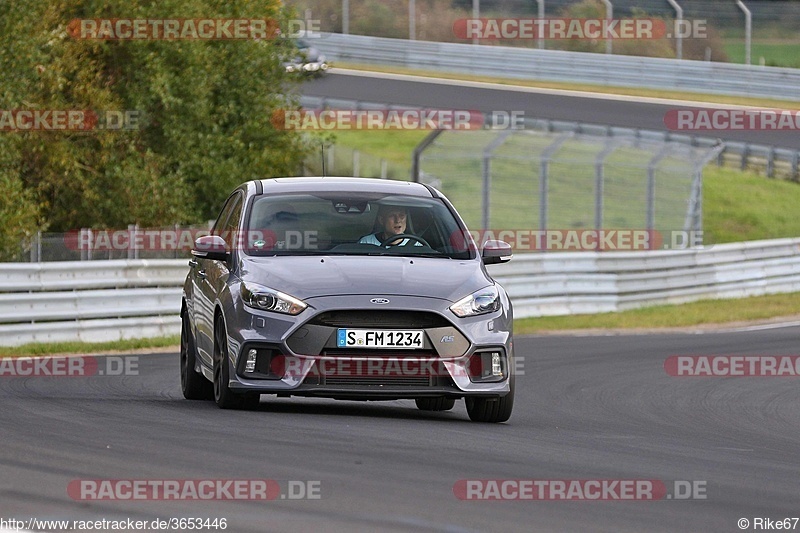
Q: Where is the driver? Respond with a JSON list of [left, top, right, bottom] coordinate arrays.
[[359, 205, 423, 247]]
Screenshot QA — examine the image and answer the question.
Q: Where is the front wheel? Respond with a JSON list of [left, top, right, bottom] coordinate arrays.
[[415, 397, 456, 411], [465, 378, 514, 423], [180, 310, 213, 400], [213, 315, 260, 410]]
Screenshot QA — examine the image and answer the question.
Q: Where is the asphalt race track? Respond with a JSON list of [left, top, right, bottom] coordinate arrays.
[[2, 328, 799, 532], [301, 71, 800, 151]]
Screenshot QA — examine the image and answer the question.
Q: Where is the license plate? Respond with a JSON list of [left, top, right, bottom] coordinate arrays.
[[337, 329, 423, 349]]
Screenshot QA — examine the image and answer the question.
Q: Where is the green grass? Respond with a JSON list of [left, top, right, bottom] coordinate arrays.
[[0, 336, 179, 357], [723, 41, 800, 68], [515, 292, 800, 334], [331, 130, 427, 167], [704, 166, 800, 243]]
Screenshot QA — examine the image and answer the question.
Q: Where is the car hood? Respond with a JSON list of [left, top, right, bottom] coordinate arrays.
[[240, 255, 490, 302]]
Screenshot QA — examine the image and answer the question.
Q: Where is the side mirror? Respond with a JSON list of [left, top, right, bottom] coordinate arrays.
[[192, 235, 229, 262], [482, 240, 512, 265]]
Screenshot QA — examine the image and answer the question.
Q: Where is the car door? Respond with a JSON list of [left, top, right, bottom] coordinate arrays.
[[193, 192, 243, 365]]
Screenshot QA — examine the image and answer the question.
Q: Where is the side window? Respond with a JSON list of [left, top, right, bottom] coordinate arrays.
[[220, 194, 244, 249], [212, 192, 244, 249], [212, 194, 239, 236]]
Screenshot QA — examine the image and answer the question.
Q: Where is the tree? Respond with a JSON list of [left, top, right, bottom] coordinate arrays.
[[0, 0, 310, 244]]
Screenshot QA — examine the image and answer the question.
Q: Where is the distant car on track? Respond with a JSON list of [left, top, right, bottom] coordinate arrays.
[[180, 177, 515, 422], [282, 38, 329, 76]]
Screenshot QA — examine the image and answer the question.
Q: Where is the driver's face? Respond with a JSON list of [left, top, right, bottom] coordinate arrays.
[[380, 209, 407, 237]]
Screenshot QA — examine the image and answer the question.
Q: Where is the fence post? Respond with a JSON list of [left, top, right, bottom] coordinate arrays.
[[472, 0, 480, 46], [646, 145, 673, 231], [535, 0, 545, 50], [766, 147, 775, 178], [412, 130, 444, 182], [29, 231, 42, 263], [80, 228, 93, 261], [735, 0, 752, 65], [409, 0, 416, 41], [686, 143, 725, 233], [482, 129, 513, 230], [666, 0, 683, 60], [594, 139, 618, 231], [601, 0, 613, 54], [539, 133, 573, 230]]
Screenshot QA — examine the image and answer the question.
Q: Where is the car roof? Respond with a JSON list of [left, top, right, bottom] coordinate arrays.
[[256, 177, 436, 197]]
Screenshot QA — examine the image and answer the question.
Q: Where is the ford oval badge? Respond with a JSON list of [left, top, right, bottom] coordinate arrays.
[[370, 298, 390, 304]]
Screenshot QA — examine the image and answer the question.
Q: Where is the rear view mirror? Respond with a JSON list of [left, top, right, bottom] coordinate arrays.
[[192, 235, 229, 261], [481, 240, 512, 265]]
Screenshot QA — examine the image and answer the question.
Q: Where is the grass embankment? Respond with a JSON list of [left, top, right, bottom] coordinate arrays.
[[0, 336, 179, 357], [723, 41, 800, 68]]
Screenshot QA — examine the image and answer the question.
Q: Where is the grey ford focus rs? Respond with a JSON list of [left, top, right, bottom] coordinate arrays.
[[180, 177, 515, 422]]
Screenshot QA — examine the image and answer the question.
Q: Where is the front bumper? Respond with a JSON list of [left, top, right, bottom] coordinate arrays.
[[224, 295, 513, 399]]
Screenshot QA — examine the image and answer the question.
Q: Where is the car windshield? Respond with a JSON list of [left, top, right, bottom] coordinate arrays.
[[242, 193, 474, 259]]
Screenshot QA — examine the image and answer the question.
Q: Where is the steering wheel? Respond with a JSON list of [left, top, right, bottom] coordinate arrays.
[[380, 233, 431, 247]]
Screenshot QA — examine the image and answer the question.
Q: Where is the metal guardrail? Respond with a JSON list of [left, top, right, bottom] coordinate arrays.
[[487, 238, 800, 317], [3, 239, 800, 347], [316, 33, 800, 102], [0, 260, 185, 348]]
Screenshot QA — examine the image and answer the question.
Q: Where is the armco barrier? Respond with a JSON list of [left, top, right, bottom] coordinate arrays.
[[2, 238, 800, 347], [0, 260, 186, 348], [317, 33, 800, 102]]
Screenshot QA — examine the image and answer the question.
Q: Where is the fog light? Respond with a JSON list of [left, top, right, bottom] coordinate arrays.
[[245, 349, 258, 373], [491, 352, 502, 377]]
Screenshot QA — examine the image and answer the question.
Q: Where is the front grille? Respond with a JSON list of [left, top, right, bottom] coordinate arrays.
[[301, 357, 438, 387], [323, 376, 432, 387], [310, 310, 449, 329]]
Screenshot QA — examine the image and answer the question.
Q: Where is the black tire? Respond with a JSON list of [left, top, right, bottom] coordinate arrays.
[[180, 310, 214, 400], [415, 397, 456, 411], [465, 378, 514, 423], [213, 315, 260, 410]]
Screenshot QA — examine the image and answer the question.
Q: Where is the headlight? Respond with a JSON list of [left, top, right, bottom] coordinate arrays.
[[241, 281, 307, 315], [450, 285, 500, 318]]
